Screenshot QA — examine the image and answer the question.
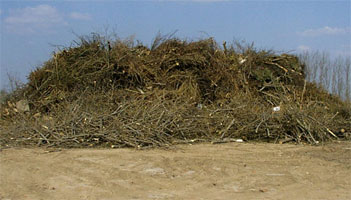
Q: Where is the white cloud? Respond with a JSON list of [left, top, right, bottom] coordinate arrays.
[[4, 5, 66, 34], [297, 45, 311, 52], [298, 26, 351, 37], [69, 12, 91, 20]]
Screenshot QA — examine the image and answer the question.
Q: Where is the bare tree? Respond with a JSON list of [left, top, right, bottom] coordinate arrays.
[[299, 51, 350, 101], [345, 57, 350, 101]]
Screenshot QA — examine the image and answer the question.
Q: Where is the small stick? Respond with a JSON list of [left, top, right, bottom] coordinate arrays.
[[32, 127, 50, 143], [54, 53, 60, 82], [223, 41, 227, 54], [300, 80, 307, 108], [330, 112, 339, 120], [326, 128, 338, 138], [156, 111, 165, 126], [296, 119, 318, 144], [212, 138, 243, 144], [38, 131, 50, 145], [220, 119, 235, 139], [265, 61, 288, 73], [255, 118, 265, 133]]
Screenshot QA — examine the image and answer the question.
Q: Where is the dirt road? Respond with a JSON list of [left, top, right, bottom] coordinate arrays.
[[1, 142, 350, 200]]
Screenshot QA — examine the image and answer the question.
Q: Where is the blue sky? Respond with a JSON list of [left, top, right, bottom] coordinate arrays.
[[0, 0, 350, 90]]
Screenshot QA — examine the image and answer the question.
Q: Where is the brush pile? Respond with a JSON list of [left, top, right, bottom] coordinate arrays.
[[1, 34, 350, 148]]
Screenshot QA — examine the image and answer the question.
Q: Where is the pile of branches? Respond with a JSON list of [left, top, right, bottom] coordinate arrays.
[[0, 34, 350, 148]]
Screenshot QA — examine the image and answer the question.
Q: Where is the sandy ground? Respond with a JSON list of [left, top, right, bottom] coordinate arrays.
[[0, 141, 350, 200]]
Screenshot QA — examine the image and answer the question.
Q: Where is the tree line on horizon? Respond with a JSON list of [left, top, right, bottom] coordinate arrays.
[[298, 51, 350, 102]]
